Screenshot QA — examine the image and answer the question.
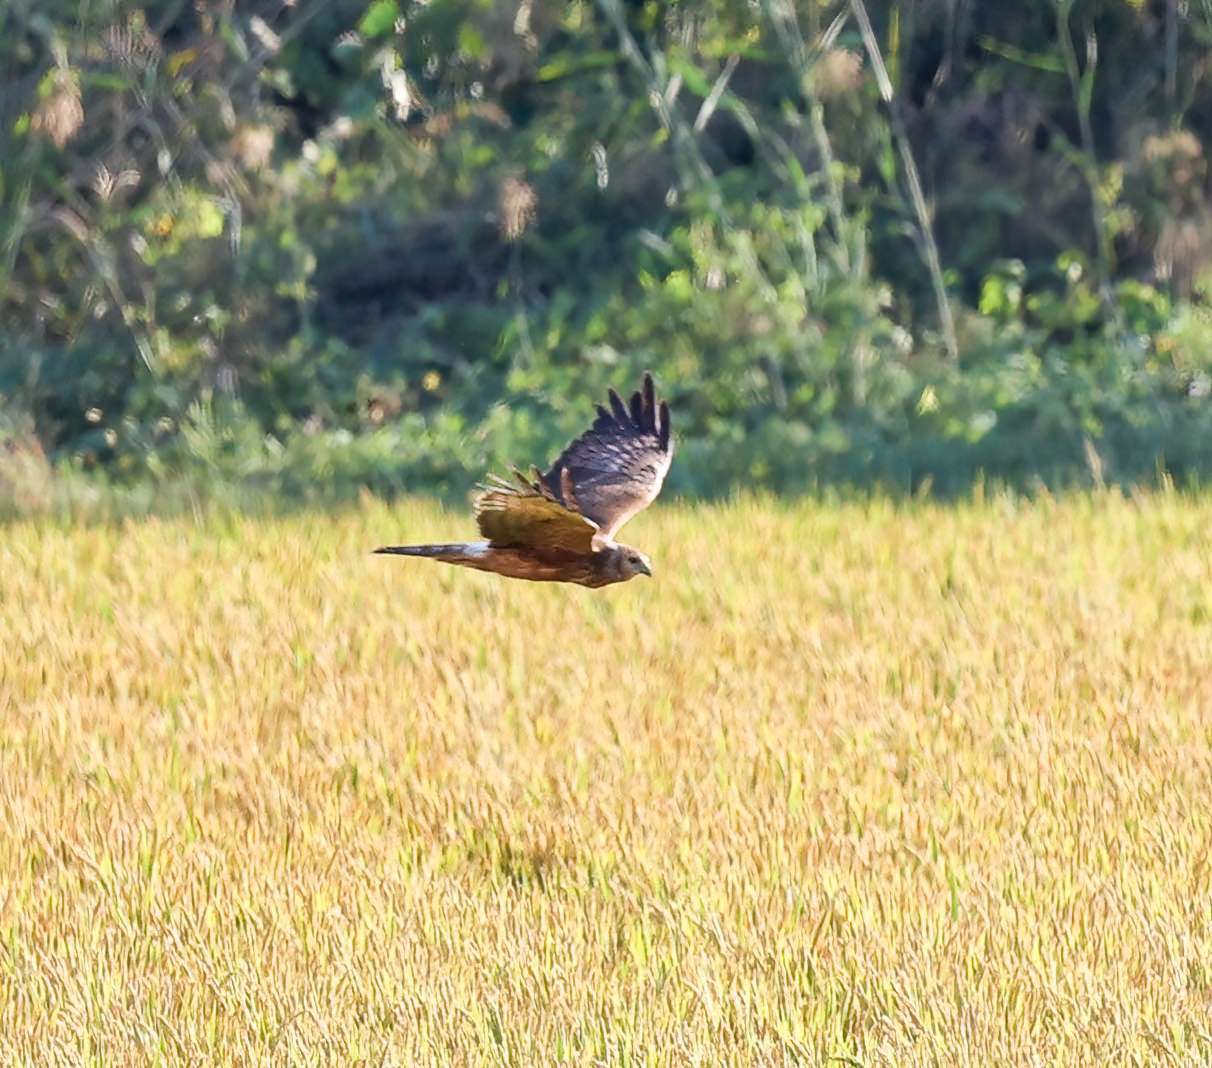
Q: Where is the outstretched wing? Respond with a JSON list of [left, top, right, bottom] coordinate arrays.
[[475, 472, 599, 554], [543, 372, 673, 540]]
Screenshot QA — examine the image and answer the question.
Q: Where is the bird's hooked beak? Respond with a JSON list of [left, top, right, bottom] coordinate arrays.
[[638, 558, 652, 577]]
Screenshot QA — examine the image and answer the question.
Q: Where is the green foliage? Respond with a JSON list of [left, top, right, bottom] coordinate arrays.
[[4, 0, 1212, 510]]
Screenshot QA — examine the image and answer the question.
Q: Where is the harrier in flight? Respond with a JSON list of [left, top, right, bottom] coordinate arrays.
[[375, 373, 673, 587]]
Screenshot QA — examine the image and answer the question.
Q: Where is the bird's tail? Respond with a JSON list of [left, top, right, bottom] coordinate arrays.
[[373, 542, 487, 564]]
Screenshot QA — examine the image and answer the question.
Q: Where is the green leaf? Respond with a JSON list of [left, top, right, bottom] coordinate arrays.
[[536, 50, 616, 83], [976, 35, 1065, 74], [83, 72, 131, 92], [219, 18, 249, 62], [358, 0, 399, 39], [668, 55, 712, 98], [457, 24, 487, 60], [979, 276, 1006, 317], [1079, 66, 1095, 121]]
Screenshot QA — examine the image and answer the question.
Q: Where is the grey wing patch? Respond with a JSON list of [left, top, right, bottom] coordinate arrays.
[[542, 372, 673, 540]]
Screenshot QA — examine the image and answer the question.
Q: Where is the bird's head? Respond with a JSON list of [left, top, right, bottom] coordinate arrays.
[[612, 544, 652, 581]]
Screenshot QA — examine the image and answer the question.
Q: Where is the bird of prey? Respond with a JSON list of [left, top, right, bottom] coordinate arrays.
[[375, 373, 673, 587]]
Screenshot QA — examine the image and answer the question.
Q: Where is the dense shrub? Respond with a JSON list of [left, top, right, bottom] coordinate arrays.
[[3, 0, 1212, 508]]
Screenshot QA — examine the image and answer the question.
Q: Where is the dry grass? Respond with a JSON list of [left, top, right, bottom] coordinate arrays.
[[2, 492, 1211, 1066]]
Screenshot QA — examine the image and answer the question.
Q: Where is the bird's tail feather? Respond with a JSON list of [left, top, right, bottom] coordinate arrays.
[[373, 542, 485, 564]]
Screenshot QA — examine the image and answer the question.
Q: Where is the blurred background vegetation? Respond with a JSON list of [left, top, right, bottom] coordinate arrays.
[[4, 0, 1212, 513]]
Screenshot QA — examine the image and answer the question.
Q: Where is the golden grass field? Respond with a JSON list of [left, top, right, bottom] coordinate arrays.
[[2, 492, 1211, 1065]]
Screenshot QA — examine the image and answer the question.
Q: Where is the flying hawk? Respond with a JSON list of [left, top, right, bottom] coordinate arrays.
[[375, 373, 673, 587]]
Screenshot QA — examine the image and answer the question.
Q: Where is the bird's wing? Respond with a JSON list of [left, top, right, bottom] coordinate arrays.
[[542, 372, 673, 541], [474, 472, 599, 554]]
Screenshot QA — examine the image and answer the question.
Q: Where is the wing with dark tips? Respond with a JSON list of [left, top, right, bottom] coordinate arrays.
[[542, 372, 673, 540]]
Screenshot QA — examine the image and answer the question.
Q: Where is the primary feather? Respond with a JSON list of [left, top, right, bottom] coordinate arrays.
[[541, 371, 673, 540]]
